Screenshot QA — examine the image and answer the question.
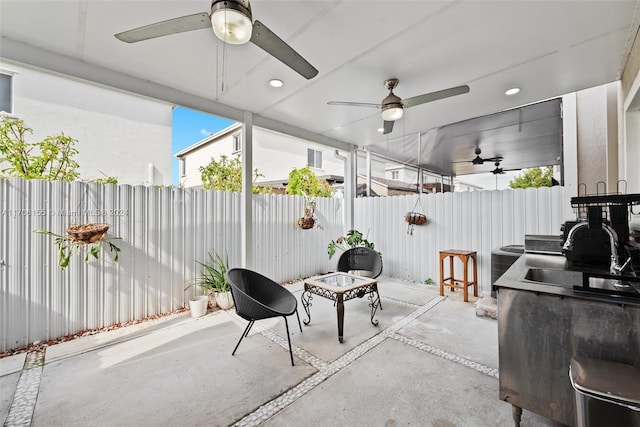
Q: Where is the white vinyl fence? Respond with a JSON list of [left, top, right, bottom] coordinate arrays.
[[0, 178, 342, 352], [1, 178, 568, 352], [354, 186, 568, 292]]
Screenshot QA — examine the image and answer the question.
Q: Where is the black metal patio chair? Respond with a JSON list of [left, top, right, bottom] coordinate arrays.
[[226, 268, 302, 366], [337, 247, 383, 279]]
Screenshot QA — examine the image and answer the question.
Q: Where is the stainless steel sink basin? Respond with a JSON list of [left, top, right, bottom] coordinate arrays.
[[524, 268, 640, 294], [523, 268, 582, 288]]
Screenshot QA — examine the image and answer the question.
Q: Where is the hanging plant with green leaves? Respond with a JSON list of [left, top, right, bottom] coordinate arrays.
[[35, 224, 121, 269]]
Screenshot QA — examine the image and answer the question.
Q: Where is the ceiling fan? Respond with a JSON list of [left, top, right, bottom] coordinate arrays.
[[492, 161, 505, 175], [114, 0, 318, 79], [327, 79, 470, 135], [456, 147, 504, 165]]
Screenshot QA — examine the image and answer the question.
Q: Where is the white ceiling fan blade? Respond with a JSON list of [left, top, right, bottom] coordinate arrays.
[[250, 20, 318, 79], [402, 85, 470, 108], [327, 101, 380, 108], [383, 120, 394, 135], [115, 13, 212, 43]]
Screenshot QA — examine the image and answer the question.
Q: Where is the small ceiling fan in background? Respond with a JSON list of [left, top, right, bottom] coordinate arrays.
[[455, 147, 504, 166], [327, 79, 470, 135], [114, 0, 318, 79], [491, 161, 505, 175]]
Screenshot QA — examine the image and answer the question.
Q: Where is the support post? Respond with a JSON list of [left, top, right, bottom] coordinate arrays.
[[241, 112, 253, 269]]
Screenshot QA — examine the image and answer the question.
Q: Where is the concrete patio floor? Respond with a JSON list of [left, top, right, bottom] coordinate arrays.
[[1, 278, 556, 427]]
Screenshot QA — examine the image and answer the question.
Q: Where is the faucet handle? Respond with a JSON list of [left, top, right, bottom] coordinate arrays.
[[612, 257, 633, 275]]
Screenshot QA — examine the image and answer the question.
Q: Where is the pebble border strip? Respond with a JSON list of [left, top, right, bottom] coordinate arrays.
[[3, 350, 45, 427], [234, 295, 499, 427]]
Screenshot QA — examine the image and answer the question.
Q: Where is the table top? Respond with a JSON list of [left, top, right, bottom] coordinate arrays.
[[304, 272, 376, 292]]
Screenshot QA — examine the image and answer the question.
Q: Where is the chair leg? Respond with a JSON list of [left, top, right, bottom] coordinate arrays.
[[284, 317, 294, 366], [232, 320, 254, 356], [295, 309, 302, 332], [243, 319, 254, 338]]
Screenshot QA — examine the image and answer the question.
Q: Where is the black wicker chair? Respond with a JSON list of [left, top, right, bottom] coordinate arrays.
[[226, 268, 302, 366], [337, 247, 383, 279]]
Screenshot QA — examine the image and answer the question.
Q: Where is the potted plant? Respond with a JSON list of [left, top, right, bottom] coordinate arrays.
[[188, 295, 209, 318], [327, 229, 376, 259], [35, 224, 121, 269], [187, 251, 234, 310]]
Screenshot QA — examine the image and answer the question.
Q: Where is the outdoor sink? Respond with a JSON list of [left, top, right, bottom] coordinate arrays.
[[523, 267, 640, 294], [523, 268, 583, 288]]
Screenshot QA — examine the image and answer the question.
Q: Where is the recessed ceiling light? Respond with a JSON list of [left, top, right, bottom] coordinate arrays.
[[377, 127, 384, 133], [269, 79, 283, 88], [505, 87, 520, 95]]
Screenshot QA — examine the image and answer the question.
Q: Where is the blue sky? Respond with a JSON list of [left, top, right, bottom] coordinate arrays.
[[172, 106, 235, 185]]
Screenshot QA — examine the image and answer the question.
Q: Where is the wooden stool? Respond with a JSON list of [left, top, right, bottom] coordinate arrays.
[[439, 250, 478, 302]]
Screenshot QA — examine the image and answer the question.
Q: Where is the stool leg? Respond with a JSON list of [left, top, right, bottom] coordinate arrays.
[[439, 253, 445, 296], [449, 255, 455, 291], [463, 255, 469, 302], [473, 254, 478, 297]]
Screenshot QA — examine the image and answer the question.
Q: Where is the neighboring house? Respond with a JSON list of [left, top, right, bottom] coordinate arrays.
[[358, 175, 452, 196], [385, 164, 483, 192], [0, 61, 173, 186], [175, 124, 388, 191]]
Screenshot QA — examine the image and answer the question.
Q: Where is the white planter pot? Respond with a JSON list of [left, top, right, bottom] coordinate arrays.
[[216, 291, 234, 310], [208, 294, 217, 309], [189, 295, 209, 318]]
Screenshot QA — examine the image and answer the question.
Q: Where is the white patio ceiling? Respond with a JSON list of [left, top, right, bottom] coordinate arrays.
[[1, 1, 638, 176]]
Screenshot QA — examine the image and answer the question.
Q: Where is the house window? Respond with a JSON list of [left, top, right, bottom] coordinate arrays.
[[179, 158, 186, 177], [391, 171, 399, 180], [0, 73, 13, 114], [232, 133, 241, 152], [307, 148, 322, 169]]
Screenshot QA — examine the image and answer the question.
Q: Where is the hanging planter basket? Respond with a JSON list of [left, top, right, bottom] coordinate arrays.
[[405, 196, 427, 236], [298, 217, 315, 230], [67, 223, 110, 243], [405, 212, 427, 226]]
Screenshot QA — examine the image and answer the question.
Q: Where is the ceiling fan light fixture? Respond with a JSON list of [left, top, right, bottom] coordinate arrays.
[[211, 1, 253, 45], [381, 101, 403, 121], [381, 89, 403, 121]]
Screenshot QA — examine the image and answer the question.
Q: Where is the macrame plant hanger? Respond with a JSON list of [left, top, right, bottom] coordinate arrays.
[[405, 131, 427, 235], [406, 196, 427, 235]]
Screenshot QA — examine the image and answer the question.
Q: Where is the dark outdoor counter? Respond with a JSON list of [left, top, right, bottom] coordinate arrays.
[[494, 253, 640, 426]]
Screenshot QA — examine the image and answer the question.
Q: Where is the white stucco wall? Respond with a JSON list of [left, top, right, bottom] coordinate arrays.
[[253, 128, 345, 181], [576, 85, 608, 193], [0, 61, 173, 185], [623, 71, 640, 195]]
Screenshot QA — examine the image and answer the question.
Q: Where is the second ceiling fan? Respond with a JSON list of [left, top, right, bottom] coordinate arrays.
[[456, 147, 504, 165], [114, 0, 318, 79], [328, 79, 470, 134]]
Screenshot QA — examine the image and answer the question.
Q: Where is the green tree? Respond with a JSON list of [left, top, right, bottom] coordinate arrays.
[[509, 166, 554, 189], [285, 166, 332, 197], [199, 154, 271, 194], [0, 117, 80, 181]]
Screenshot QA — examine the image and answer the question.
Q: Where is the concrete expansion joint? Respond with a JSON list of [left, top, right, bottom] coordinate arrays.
[[3, 349, 46, 427], [387, 332, 499, 379]]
